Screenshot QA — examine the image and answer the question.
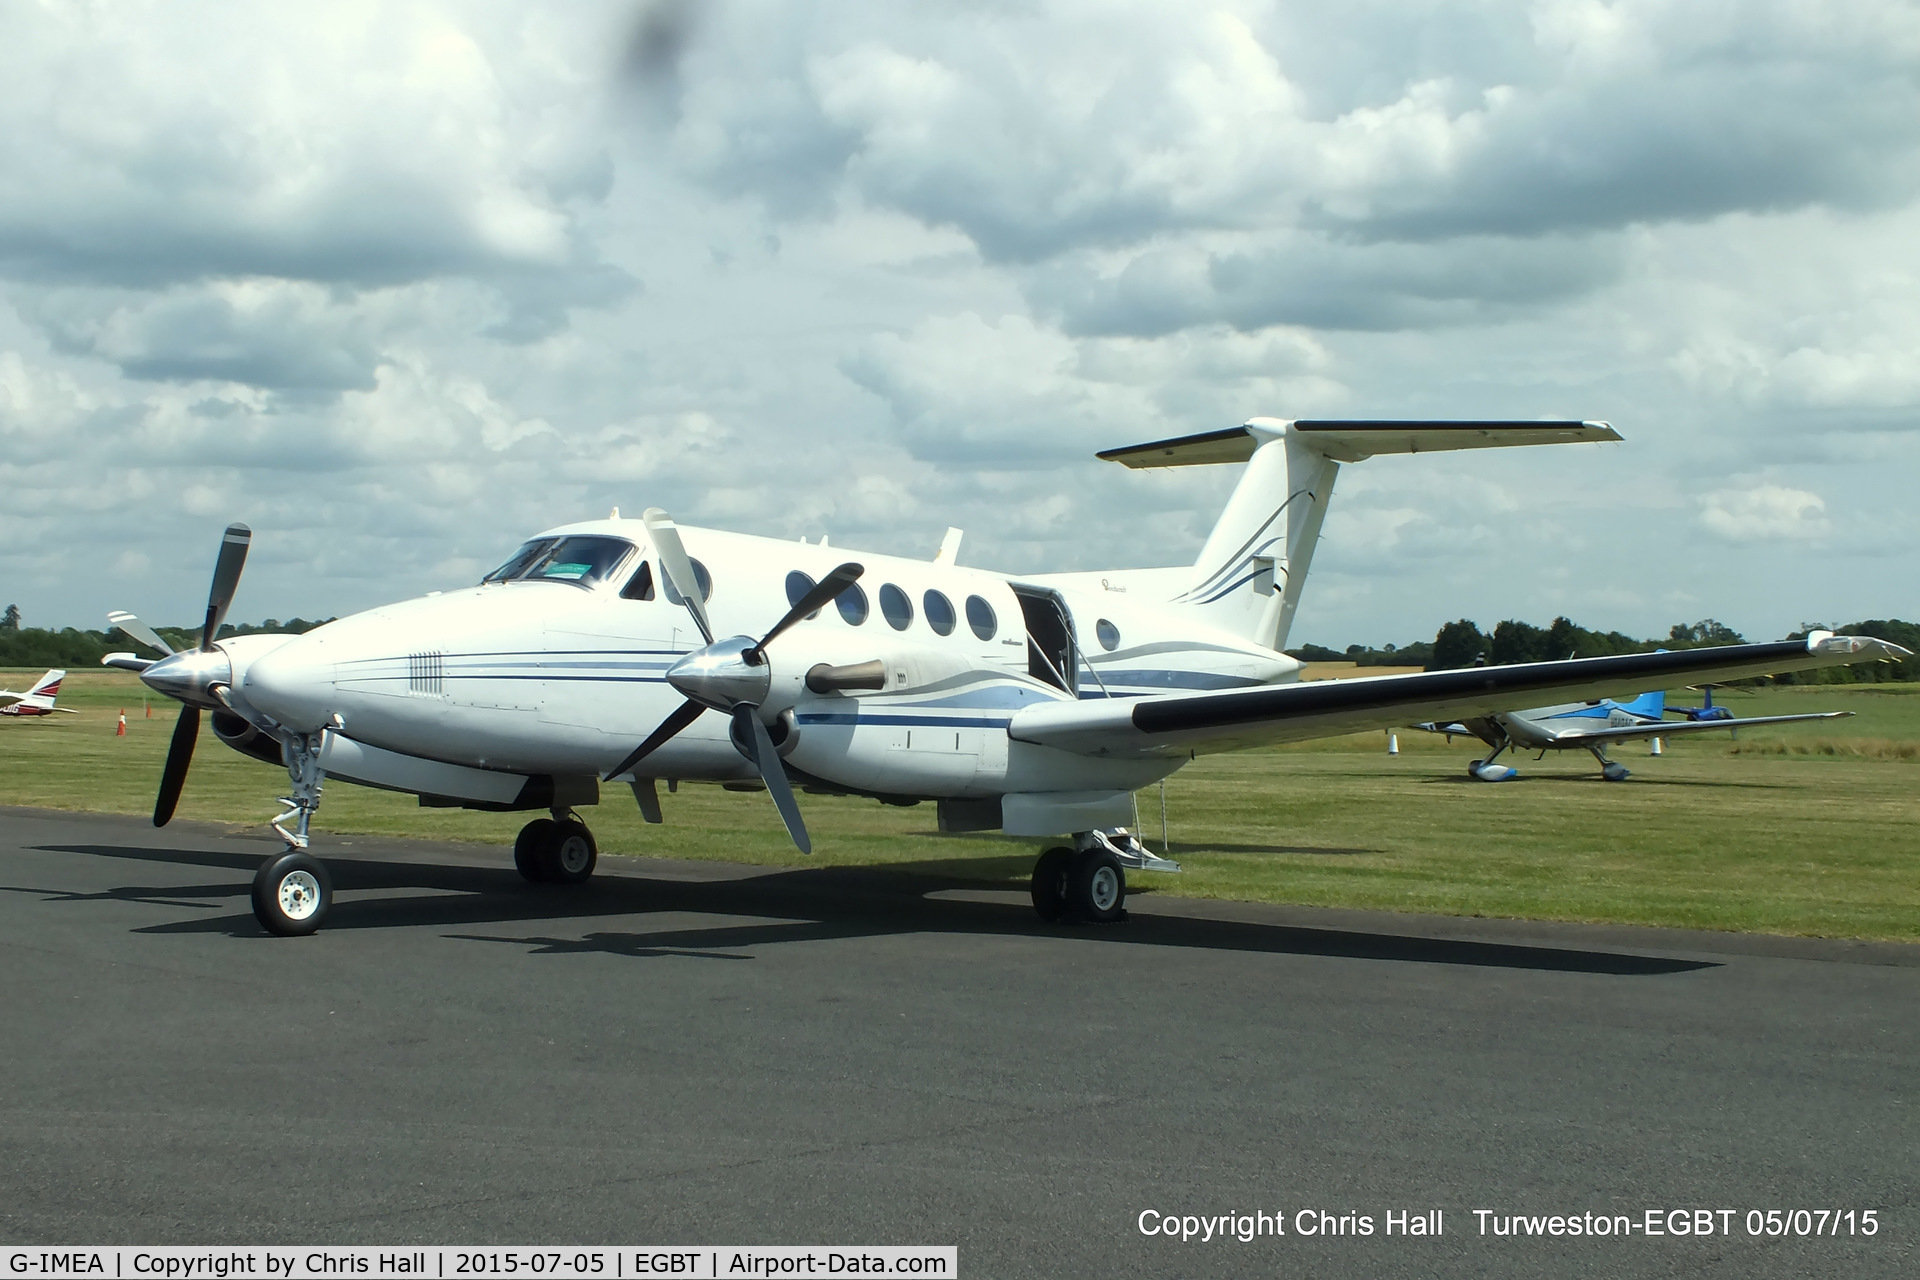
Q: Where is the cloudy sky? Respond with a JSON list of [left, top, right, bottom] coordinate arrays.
[[3, 0, 1916, 648]]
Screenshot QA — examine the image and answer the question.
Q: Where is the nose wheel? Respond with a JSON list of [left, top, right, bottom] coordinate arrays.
[[252, 850, 332, 936], [514, 814, 599, 884]]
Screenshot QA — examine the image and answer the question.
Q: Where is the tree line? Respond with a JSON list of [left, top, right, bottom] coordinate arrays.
[[0, 614, 334, 668], [1290, 617, 1918, 683]]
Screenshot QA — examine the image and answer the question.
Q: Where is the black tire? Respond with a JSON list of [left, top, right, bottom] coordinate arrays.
[[252, 851, 332, 936], [1030, 846, 1073, 922], [514, 818, 558, 883], [547, 819, 598, 885], [1066, 848, 1126, 924]]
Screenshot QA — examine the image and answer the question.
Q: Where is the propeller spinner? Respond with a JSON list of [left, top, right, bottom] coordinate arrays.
[[108, 523, 253, 826], [604, 507, 863, 855]]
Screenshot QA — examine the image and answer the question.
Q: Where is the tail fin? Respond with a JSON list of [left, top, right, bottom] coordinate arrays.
[[1099, 419, 1621, 650], [1616, 689, 1666, 719], [28, 670, 63, 698]]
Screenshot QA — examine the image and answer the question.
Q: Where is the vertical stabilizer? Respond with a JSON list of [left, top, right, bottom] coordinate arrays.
[[1096, 418, 1620, 651]]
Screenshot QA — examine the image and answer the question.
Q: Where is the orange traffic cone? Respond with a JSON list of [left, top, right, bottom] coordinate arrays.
[[116, 711, 127, 736], [145, 699, 152, 718]]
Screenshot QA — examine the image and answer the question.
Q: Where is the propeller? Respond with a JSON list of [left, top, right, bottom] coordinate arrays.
[[107, 611, 175, 657], [110, 523, 253, 826], [605, 509, 863, 853]]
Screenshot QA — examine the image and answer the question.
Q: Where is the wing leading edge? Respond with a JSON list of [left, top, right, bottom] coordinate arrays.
[[1008, 636, 1907, 758]]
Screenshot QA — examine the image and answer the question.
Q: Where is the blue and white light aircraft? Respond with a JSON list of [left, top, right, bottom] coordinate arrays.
[[1415, 688, 1852, 782], [103, 419, 1908, 935]]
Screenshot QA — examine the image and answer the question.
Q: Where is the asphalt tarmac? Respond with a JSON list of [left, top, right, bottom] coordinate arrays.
[[1, 806, 1913, 1278]]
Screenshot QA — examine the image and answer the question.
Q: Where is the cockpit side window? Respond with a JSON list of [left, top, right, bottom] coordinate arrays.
[[483, 538, 558, 584], [621, 561, 655, 600]]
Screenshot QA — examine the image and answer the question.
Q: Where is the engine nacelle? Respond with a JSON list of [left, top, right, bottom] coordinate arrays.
[[210, 708, 285, 766]]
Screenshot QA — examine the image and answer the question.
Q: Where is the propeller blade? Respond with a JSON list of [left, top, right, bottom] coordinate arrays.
[[642, 508, 713, 645], [756, 562, 864, 654], [735, 705, 810, 854], [603, 696, 707, 781], [154, 705, 200, 827], [108, 611, 175, 658], [200, 523, 252, 650]]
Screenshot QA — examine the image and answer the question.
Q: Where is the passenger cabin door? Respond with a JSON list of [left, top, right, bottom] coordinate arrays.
[[1011, 585, 1077, 696]]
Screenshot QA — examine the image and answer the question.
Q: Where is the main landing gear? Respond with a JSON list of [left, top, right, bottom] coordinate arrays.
[[1030, 829, 1175, 924], [1589, 745, 1631, 782], [514, 811, 600, 885], [1467, 738, 1519, 782]]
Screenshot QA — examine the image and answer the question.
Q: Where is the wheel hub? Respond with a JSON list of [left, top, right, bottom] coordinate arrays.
[[277, 870, 321, 920]]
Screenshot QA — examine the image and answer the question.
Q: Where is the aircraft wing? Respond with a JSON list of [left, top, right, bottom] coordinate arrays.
[[1007, 636, 1907, 758], [1537, 710, 1852, 745]]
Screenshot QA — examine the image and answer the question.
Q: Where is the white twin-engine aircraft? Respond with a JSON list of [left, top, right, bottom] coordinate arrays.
[[105, 419, 1906, 936]]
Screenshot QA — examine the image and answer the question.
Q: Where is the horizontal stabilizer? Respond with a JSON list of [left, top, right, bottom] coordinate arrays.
[[1098, 419, 1620, 469]]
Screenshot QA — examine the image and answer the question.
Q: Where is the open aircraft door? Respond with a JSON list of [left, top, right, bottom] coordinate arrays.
[[1011, 584, 1078, 696]]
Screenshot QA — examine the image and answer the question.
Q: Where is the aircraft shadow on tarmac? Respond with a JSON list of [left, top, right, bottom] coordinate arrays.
[[27, 840, 1715, 977]]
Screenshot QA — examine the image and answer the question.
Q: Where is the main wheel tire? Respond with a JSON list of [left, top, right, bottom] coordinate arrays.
[[546, 819, 598, 885], [252, 851, 332, 936], [1066, 848, 1126, 924], [1030, 846, 1073, 922], [514, 818, 559, 883]]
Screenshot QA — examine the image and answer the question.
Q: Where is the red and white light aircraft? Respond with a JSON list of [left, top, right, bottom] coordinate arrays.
[[104, 420, 1908, 936], [0, 670, 78, 717]]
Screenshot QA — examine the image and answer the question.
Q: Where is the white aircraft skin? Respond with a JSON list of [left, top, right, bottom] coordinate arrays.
[[0, 669, 78, 717], [105, 418, 1911, 936], [1416, 688, 1853, 782]]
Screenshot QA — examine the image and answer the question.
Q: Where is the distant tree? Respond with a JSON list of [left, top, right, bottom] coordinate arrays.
[[1285, 643, 1347, 663], [1490, 619, 1551, 666], [1546, 615, 1581, 660], [1, 604, 18, 630], [1668, 618, 1745, 647], [1429, 620, 1488, 670]]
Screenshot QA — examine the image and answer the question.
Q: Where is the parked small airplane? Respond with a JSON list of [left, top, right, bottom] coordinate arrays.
[[0, 670, 78, 717], [103, 419, 1907, 936], [1669, 685, 1734, 721], [1415, 688, 1852, 781]]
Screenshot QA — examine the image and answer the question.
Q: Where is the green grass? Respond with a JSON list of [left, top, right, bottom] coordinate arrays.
[[5, 670, 1917, 941]]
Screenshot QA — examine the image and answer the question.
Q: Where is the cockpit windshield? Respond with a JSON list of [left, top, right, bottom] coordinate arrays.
[[482, 539, 557, 584], [481, 536, 636, 587]]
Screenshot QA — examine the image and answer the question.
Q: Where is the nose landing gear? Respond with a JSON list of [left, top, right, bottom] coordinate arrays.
[[252, 850, 333, 936], [253, 722, 337, 936]]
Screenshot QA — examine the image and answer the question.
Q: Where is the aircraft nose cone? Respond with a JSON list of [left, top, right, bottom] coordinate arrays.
[[242, 634, 335, 731], [138, 649, 233, 709], [666, 636, 772, 710]]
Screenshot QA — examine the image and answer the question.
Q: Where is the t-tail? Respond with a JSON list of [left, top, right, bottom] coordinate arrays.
[[1097, 419, 1622, 650]]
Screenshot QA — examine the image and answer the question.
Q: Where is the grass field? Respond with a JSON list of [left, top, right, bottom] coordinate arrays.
[[4, 667, 1917, 941]]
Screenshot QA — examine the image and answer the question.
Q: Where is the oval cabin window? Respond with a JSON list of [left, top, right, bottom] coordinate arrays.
[[879, 584, 913, 631], [923, 590, 956, 636], [965, 594, 997, 641]]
